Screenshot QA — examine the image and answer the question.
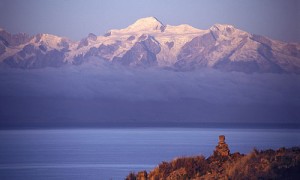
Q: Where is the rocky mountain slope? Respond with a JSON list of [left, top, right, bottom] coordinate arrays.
[[1, 17, 300, 73]]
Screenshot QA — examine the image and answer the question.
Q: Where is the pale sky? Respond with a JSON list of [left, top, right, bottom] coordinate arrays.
[[0, 0, 299, 42]]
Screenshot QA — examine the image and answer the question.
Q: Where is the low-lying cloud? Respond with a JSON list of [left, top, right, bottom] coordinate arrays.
[[1, 61, 299, 104], [0, 60, 300, 127]]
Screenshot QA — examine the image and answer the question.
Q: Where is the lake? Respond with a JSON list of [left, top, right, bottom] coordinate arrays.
[[0, 128, 299, 180]]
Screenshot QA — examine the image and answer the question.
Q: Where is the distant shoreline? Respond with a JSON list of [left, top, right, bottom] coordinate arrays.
[[0, 122, 299, 130]]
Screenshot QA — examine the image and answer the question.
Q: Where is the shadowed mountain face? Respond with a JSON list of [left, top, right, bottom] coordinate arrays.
[[112, 36, 161, 67], [3, 44, 66, 68], [0, 17, 299, 73]]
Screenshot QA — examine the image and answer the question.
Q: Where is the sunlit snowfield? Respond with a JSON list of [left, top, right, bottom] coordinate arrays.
[[0, 128, 299, 180]]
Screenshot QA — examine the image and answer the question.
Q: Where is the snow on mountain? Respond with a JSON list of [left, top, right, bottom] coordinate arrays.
[[31, 33, 69, 51], [113, 16, 165, 34], [0, 28, 32, 46], [69, 17, 166, 62], [0, 17, 299, 73], [0, 28, 33, 62], [69, 17, 206, 66], [155, 24, 207, 66], [175, 23, 300, 73], [0, 32, 71, 68]]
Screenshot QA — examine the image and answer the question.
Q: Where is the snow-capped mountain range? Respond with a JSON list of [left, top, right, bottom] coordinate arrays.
[[1, 17, 299, 73]]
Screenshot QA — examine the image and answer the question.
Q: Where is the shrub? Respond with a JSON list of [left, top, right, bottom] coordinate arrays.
[[148, 155, 209, 179], [125, 172, 136, 180]]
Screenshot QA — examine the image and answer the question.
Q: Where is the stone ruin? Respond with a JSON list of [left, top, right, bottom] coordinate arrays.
[[214, 135, 230, 157]]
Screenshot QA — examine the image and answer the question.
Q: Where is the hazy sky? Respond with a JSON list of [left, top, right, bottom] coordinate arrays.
[[0, 0, 299, 42]]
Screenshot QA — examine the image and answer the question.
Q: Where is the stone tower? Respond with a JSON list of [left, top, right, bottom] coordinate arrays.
[[214, 135, 230, 157]]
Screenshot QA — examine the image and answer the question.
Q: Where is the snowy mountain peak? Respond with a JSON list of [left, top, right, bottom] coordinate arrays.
[[31, 33, 68, 50], [126, 16, 165, 32], [209, 24, 250, 39], [210, 24, 235, 31], [164, 24, 204, 34]]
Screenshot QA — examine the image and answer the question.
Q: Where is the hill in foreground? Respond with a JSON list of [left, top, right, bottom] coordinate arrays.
[[126, 135, 300, 180]]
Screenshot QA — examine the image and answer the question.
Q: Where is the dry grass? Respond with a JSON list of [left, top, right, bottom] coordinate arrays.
[[126, 147, 300, 180]]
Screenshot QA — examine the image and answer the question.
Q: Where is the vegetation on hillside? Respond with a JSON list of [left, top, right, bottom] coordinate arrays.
[[126, 147, 300, 180]]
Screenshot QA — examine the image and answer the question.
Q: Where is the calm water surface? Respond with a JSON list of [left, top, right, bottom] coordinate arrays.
[[0, 128, 299, 180]]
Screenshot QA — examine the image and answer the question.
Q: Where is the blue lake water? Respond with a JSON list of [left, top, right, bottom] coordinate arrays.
[[0, 128, 299, 180]]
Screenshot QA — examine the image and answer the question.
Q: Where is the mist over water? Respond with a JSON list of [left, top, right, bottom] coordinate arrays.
[[0, 59, 300, 127]]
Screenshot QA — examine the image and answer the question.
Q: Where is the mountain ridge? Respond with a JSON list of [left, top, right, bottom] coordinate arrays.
[[1, 17, 299, 73]]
